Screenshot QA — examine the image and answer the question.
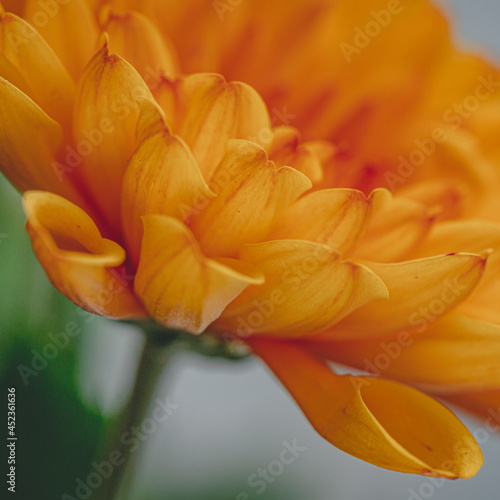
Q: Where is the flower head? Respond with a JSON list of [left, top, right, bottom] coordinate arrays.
[[1, 0, 499, 479]]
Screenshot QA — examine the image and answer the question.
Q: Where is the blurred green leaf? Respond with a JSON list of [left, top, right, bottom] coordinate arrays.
[[0, 176, 107, 499]]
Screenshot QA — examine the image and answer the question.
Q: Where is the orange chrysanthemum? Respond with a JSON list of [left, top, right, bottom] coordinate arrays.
[[1, 0, 500, 480]]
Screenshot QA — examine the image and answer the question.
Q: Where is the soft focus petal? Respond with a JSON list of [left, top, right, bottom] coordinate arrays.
[[444, 390, 500, 424], [397, 181, 465, 221], [312, 314, 500, 393], [321, 253, 487, 340], [73, 42, 154, 231], [100, 7, 178, 82], [269, 188, 380, 256], [351, 192, 436, 262], [0, 10, 75, 127], [162, 0, 450, 166], [0, 55, 31, 97], [121, 99, 213, 264], [250, 339, 482, 478], [24, 0, 99, 80], [410, 129, 496, 215], [1, 0, 25, 16], [267, 126, 324, 184], [23, 191, 144, 318], [134, 215, 265, 334], [190, 140, 311, 258], [215, 240, 388, 338], [0, 78, 81, 202]]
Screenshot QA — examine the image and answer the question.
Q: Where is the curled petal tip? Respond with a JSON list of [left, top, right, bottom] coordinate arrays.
[[98, 32, 110, 52], [480, 248, 494, 258]]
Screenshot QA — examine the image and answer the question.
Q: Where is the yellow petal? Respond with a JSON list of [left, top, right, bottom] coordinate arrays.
[[410, 219, 500, 325], [172, 73, 272, 180], [24, 0, 99, 80], [322, 253, 487, 340], [351, 192, 436, 262], [0, 77, 81, 202], [189, 140, 311, 258], [269, 188, 379, 256], [100, 7, 178, 82], [267, 126, 324, 184], [250, 339, 482, 479], [72, 42, 154, 230], [121, 99, 213, 265], [23, 191, 144, 319], [134, 215, 265, 334], [0, 11, 75, 127], [214, 239, 388, 338], [313, 314, 500, 393]]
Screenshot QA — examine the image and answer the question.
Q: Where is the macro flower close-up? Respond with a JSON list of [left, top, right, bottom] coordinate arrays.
[[1, 0, 500, 499]]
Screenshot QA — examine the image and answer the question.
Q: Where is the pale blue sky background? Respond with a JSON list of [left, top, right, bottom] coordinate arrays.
[[78, 2, 500, 499]]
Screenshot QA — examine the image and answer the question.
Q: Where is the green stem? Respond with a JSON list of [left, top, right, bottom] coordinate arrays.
[[98, 328, 180, 500]]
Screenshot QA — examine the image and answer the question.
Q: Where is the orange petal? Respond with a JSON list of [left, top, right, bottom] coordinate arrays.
[[171, 73, 272, 180], [312, 314, 500, 393], [72, 42, 154, 230], [250, 339, 482, 479], [0, 54, 31, 97], [149, 75, 177, 127], [100, 7, 178, 82], [410, 219, 500, 325], [23, 191, 144, 319], [0, 0, 25, 16], [397, 181, 465, 221], [0, 11, 75, 127], [189, 140, 311, 258], [0, 77, 81, 202], [269, 188, 380, 256], [24, 0, 99, 80], [410, 219, 500, 263], [458, 284, 500, 326], [444, 389, 500, 424], [351, 192, 436, 262], [321, 253, 487, 340], [121, 99, 213, 265], [134, 215, 265, 334], [267, 126, 324, 184], [214, 240, 388, 338]]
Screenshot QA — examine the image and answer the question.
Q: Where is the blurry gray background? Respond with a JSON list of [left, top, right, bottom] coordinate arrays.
[[77, 1, 500, 499]]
